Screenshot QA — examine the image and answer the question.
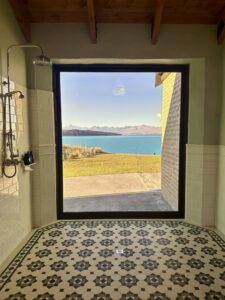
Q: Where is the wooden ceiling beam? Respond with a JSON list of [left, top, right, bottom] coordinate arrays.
[[151, 0, 165, 45], [217, 8, 225, 44], [9, 0, 31, 42], [86, 0, 97, 43]]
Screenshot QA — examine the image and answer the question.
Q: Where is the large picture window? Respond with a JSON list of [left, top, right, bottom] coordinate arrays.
[[53, 64, 189, 219]]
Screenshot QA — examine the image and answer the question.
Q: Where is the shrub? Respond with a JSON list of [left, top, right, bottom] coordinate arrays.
[[63, 145, 104, 160]]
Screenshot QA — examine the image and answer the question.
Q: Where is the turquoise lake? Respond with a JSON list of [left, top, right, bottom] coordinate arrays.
[[62, 135, 162, 155]]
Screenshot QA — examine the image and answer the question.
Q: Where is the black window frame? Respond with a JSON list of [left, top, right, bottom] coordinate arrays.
[[53, 63, 189, 220]]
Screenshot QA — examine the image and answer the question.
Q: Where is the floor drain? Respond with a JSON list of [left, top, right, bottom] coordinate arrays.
[[115, 249, 124, 254]]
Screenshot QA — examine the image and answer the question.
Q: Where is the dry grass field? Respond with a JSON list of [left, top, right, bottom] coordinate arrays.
[[63, 153, 161, 177]]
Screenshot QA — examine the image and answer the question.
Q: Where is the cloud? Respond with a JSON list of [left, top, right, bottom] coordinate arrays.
[[113, 84, 126, 96], [156, 113, 162, 118]]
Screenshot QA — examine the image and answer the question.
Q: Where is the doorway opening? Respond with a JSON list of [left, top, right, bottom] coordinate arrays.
[[53, 64, 189, 219]]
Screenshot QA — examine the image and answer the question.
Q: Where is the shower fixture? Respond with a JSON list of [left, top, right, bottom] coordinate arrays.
[[1, 44, 51, 178], [34, 54, 51, 66]]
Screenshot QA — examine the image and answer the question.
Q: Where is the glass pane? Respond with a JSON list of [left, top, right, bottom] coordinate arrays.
[[60, 71, 181, 213]]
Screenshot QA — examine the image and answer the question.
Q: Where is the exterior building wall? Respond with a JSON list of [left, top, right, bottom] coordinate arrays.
[[161, 73, 181, 210]]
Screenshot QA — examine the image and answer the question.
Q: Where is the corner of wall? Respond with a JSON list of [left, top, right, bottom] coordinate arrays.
[[29, 66, 57, 228], [0, 1, 32, 266], [215, 45, 225, 236]]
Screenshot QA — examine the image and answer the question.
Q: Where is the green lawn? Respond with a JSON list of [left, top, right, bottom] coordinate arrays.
[[63, 153, 161, 177]]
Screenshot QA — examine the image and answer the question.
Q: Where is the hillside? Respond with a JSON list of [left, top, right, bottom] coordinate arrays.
[[63, 125, 162, 135], [62, 129, 121, 136]]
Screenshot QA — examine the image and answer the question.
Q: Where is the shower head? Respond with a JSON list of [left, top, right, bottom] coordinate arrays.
[[33, 54, 52, 66], [5, 90, 25, 99], [19, 92, 25, 99]]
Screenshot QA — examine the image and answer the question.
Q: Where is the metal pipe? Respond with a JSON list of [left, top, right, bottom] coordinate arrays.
[[6, 44, 45, 90], [2, 44, 50, 178]]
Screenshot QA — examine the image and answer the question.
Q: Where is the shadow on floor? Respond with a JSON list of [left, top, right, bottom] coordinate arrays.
[[63, 190, 174, 212]]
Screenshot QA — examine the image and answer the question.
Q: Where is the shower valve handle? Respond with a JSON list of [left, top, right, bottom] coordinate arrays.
[[12, 149, 19, 158], [4, 158, 21, 166]]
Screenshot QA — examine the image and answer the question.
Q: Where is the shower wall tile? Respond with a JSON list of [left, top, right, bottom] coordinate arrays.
[[38, 144, 55, 155], [37, 90, 55, 145], [185, 144, 218, 227], [39, 153, 56, 225], [0, 82, 32, 265], [28, 89, 39, 146], [216, 145, 225, 235], [34, 65, 52, 92], [29, 90, 55, 146], [30, 154, 41, 227], [0, 78, 18, 188], [29, 88, 57, 228], [15, 84, 30, 149], [0, 0, 33, 267]]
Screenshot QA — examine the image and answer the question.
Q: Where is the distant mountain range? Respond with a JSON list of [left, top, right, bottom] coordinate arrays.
[[63, 125, 161, 135], [62, 129, 121, 136]]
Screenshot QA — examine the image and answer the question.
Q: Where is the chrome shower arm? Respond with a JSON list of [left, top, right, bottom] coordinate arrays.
[[6, 44, 44, 87], [7, 44, 44, 56]]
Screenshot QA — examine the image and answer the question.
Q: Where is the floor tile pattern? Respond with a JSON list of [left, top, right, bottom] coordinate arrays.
[[0, 220, 225, 300]]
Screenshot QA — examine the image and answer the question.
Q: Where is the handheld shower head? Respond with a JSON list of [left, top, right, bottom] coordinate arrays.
[[5, 90, 25, 99], [19, 92, 25, 99]]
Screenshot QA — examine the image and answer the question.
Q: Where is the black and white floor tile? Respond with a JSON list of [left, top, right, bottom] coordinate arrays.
[[0, 220, 225, 299]]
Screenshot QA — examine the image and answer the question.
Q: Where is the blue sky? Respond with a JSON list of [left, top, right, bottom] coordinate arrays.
[[60, 72, 162, 128]]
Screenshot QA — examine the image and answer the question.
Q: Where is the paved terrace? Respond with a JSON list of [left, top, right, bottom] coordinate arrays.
[[63, 173, 175, 212]]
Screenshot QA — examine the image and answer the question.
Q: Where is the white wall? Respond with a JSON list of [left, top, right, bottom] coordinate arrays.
[[29, 65, 56, 227], [0, 2, 32, 265], [0, 5, 223, 264], [30, 23, 222, 145], [216, 44, 225, 235], [29, 23, 223, 228]]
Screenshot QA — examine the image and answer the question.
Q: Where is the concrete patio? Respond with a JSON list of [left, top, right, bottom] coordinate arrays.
[[64, 190, 172, 212], [64, 173, 161, 197], [63, 173, 174, 212]]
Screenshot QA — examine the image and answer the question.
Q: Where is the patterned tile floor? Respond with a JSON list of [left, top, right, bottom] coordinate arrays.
[[0, 220, 225, 300]]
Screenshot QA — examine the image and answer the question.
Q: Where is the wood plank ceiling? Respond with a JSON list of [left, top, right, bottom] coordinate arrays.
[[9, 0, 225, 44]]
